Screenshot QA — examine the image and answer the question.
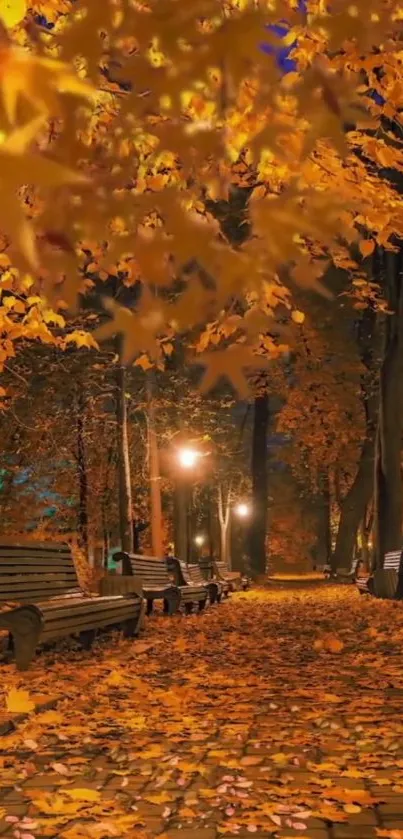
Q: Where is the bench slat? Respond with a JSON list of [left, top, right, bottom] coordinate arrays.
[[0, 550, 73, 561], [128, 555, 172, 588], [0, 559, 76, 570], [37, 596, 136, 619], [0, 573, 78, 585]]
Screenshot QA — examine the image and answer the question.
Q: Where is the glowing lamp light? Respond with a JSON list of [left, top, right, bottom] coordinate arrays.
[[194, 534, 205, 547], [235, 502, 250, 519], [178, 447, 200, 469]]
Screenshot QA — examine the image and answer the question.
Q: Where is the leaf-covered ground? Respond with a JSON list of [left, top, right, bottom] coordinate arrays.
[[1, 584, 403, 839]]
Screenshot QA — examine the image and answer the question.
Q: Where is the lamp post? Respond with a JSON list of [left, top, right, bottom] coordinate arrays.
[[175, 447, 201, 563], [232, 501, 251, 572]]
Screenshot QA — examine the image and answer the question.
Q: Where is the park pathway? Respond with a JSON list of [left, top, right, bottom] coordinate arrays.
[[1, 584, 403, 839]]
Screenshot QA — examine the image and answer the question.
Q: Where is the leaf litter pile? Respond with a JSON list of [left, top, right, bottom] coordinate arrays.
[[1, 585, 403, 839]]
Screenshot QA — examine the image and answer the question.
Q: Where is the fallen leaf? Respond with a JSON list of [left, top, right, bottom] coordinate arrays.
[[6, 689, 35, 714]]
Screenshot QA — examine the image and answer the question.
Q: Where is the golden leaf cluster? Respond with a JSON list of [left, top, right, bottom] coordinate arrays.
[[0, 0, 400, 391]]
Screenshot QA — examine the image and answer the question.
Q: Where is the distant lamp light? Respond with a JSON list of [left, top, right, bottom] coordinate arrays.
[[194, 534, 205, 547], [235, 502, 250, 519], [178, 447, 200, 469]]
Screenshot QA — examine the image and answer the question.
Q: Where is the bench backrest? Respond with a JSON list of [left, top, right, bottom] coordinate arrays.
[[126, 555, 172, 589], [184, 563, 207, 587], [0, 541, 80, 604], [215, 561, 237, 578], [198, 558, 214, 580], [384, 550, 402, 572], [168, 557, 206, 588]]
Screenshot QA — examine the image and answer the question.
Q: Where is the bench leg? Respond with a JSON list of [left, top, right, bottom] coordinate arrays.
[[198, 599, 207, 612], [7, 633, 14, 652], [184, 602, 193, 615], [136, 599, 146, 633], [167, 592, 180, 615], [80, 629, 96, 650], [12, 612, 42, 672], [124, 599, 146, 637], [207, 584, 217, 604], [146, 599, 153, 616], [124, 618, 138, 638]]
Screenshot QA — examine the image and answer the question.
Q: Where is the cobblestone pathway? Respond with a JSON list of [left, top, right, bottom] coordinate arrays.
[[1, 585, 403, 839]]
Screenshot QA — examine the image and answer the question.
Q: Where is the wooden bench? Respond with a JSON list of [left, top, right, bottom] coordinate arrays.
[[356, 575, 374, 596], [0, 542, 145, 670], [199, 558, 231, 598], [115, 553, 184, 615], [214, 560, 244, 592], [373, 550, 403, 599], [167, 557, 221, 606]]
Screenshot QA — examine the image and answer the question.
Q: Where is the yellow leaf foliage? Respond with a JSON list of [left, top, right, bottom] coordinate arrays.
[[0, 0, 399, 386], [5, 688, 35, 713]]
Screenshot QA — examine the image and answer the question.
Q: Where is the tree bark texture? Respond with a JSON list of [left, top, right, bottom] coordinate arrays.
[[375, 249, 403, 566], [174, 480, 189, 562], [76, 386, 88, 553], [147, 374, 163, 557], [116, 358, 133, 554], [249, 393, 269, 576], [218, 483, 231, 568], [332, 306, 378, 571], [315, 470, 331, 567]]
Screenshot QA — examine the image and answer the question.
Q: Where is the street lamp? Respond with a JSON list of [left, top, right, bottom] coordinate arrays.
[[194, 534, 205, 547], [234, 502, 251, 519], [177, 447, 200, 470]]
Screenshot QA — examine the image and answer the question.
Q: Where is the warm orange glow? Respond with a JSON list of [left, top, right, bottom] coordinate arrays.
[[234, 502, 250, 519], [177, 447, 200, 469]]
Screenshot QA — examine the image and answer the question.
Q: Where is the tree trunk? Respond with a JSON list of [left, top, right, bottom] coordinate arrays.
[[249, 392, 269, 576], [374, 249, 403, 567], [76, 386, 88, 553], [331, 436, 375, 571], [147, 374, 163, 557], [116, 353, 133, 554], [206, 485, 215, 557], [101, 443, 115, 567], [332, 302, 379, 571], [315, 470, 331, 566], [331, 390, 377, 571], [218, 484, 231, 568], [175, 480, 189, 562]]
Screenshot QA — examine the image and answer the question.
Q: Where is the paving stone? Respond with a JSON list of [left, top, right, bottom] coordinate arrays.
[[306, 818, 331, 828], [332, 827, 377, 838], [0, 803, 28, 818], [163, 830, 216, 838], [138, 816, 169, 832], [279, 832, 330, 839], [1, 792, 26, 804], [133, 800, 174, 815], [22, 773, 64, 788], [378, 802, 403, 815]]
